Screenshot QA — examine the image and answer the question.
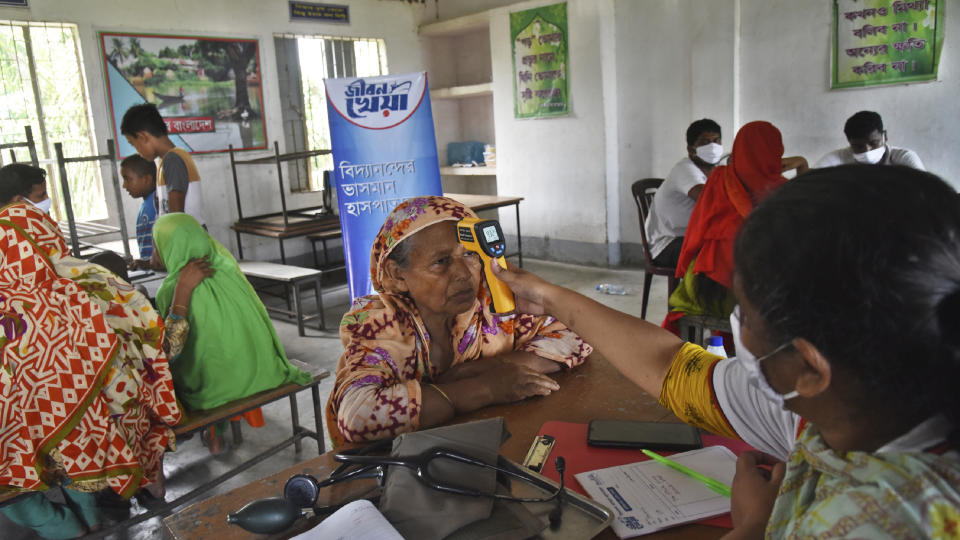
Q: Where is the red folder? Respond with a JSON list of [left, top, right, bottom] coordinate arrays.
[[534, 421, 755, 529]]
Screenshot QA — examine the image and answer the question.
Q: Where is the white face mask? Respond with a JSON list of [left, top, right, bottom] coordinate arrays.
[[729, 306, 799, 408], [29, 197, 52, 214], [695, 142, 724, 165], [852, 145, 886, 165]]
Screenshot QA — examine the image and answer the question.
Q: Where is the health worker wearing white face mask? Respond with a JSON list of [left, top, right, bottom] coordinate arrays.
[[0, 163, 52, 213], [493, 164, 960, 539], [645, 119, 725, 268], [815, 110, 925, 170]]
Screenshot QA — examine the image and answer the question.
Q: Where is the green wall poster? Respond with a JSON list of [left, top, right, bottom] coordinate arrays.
[[833, 0, 944, 89], [511, 2, 569, 118]]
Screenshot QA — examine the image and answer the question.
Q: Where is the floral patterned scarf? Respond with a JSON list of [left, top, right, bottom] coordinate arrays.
[[766, 423, 960, 538], [326, 196, 591, 444], [0, 203, 180, 498]]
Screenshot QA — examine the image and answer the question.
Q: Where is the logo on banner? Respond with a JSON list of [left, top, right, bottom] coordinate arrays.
[[327, 75, 427, 130]]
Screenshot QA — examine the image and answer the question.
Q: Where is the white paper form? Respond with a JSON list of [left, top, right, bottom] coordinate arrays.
[[291, 499, 403, 540], [575, 446, 737, 538]]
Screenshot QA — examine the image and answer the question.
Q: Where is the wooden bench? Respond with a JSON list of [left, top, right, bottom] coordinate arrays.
[[0, 358, 330, 508], [306, 228, 346, 271], [6, 359, 332, 535], [238, 260, 326, 336], [172, 359, 329, 454], [143, 359, 329, 532]]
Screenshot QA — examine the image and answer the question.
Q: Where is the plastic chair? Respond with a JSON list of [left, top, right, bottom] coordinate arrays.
[[631, 178, 680, 320]]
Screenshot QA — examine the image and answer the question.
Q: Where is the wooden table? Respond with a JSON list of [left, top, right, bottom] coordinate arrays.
[[445, 192, 525, 267], [231, 193, 523, 268], [231, 212, 340, 264], [163, 355, 725, 539]]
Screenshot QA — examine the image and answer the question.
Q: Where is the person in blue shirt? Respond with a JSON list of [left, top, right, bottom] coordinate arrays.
[[120, 154, 158, 270]]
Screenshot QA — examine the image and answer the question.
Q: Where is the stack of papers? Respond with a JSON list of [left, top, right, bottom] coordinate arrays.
[[574, 446, 737, 538]]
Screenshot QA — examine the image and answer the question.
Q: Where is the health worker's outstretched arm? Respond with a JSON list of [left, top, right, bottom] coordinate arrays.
[[491, 260, 683, 398]]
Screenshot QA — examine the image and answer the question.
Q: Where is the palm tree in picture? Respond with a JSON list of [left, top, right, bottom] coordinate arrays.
[[108, 38, 127, 67]]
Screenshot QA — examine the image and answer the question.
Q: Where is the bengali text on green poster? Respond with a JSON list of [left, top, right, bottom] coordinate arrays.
[[511, 2, 568, 118], [833, 0, 944, 88]]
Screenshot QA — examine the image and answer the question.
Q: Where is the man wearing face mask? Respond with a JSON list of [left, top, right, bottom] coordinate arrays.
[[0, 163, 52, 213], [815, 110, 924, 170], [645, 119, 723, 268]]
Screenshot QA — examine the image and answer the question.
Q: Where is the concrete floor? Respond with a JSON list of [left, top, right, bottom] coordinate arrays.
[[4, 259, 673, 540]]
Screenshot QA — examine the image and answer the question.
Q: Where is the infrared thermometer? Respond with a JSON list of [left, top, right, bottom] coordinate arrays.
[[457, 217, 516, 314]]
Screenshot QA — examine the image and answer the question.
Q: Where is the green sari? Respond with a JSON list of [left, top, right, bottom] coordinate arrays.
[[153, 213, 311, 410]]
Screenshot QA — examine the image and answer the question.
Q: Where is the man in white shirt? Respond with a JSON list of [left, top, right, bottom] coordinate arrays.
[[644, 119, 723, 268], [815, 110, 924, 170]]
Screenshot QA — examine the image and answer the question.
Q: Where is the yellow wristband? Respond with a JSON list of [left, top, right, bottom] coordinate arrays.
[[428, 383, 455, 412], [171, 304, 188, 315]]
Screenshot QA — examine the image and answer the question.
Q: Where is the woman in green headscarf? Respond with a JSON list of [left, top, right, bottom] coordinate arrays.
[[152, 213, 311, 415]]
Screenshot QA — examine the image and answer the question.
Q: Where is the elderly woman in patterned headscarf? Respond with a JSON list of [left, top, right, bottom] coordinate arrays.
[[327, 196, 592, 445]]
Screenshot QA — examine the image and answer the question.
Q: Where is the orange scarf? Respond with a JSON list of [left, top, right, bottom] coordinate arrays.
[[676, 121, 787, 288]]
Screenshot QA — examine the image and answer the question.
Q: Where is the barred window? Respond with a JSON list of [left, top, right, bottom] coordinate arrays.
[[274, 34, 387, 192], [0, 20, 105, 220]]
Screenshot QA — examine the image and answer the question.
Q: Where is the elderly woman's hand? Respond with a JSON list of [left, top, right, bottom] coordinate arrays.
[[483, 362, 559, 404], [436, 352, 561, 384], [435, 357, 502, 383]]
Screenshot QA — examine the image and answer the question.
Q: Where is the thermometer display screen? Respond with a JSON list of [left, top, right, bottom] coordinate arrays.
[[482, 225, 500, 243]]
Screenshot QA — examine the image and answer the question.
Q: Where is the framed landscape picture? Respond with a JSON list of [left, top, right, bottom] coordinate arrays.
[[100, 32, 267, 155]]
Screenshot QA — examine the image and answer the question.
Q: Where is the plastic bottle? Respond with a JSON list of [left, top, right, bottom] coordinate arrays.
[[705, 335, 728, 358], [596, 283, 628, 295]]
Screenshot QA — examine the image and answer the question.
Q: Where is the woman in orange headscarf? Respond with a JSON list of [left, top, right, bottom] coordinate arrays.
[[663, 121, 808, 333]]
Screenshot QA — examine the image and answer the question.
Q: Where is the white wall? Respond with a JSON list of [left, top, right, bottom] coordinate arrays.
[[615, 0, 738, 258], [615, 0, 959, 258], [738, 0, 958, 182], [418, 0, 525, 25], [0, 0, 422, 263], [489, 0, 610, 261], [421, 0, 959, 266]]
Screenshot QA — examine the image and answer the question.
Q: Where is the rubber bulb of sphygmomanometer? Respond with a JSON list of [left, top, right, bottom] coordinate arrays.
[[226, 497, 304, 534]]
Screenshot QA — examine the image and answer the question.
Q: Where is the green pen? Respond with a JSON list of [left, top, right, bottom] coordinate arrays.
[[641, 449, 732, 498]]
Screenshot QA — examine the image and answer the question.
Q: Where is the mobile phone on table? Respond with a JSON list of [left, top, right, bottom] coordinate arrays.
[[586, 419, 702, 451]]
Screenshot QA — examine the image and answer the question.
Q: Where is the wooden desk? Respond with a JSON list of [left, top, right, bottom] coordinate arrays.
[[232, 194, 522, 268], [444, 192, 525, 267], [163, 355, 724, 539], [231, 212, 339, 264]]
